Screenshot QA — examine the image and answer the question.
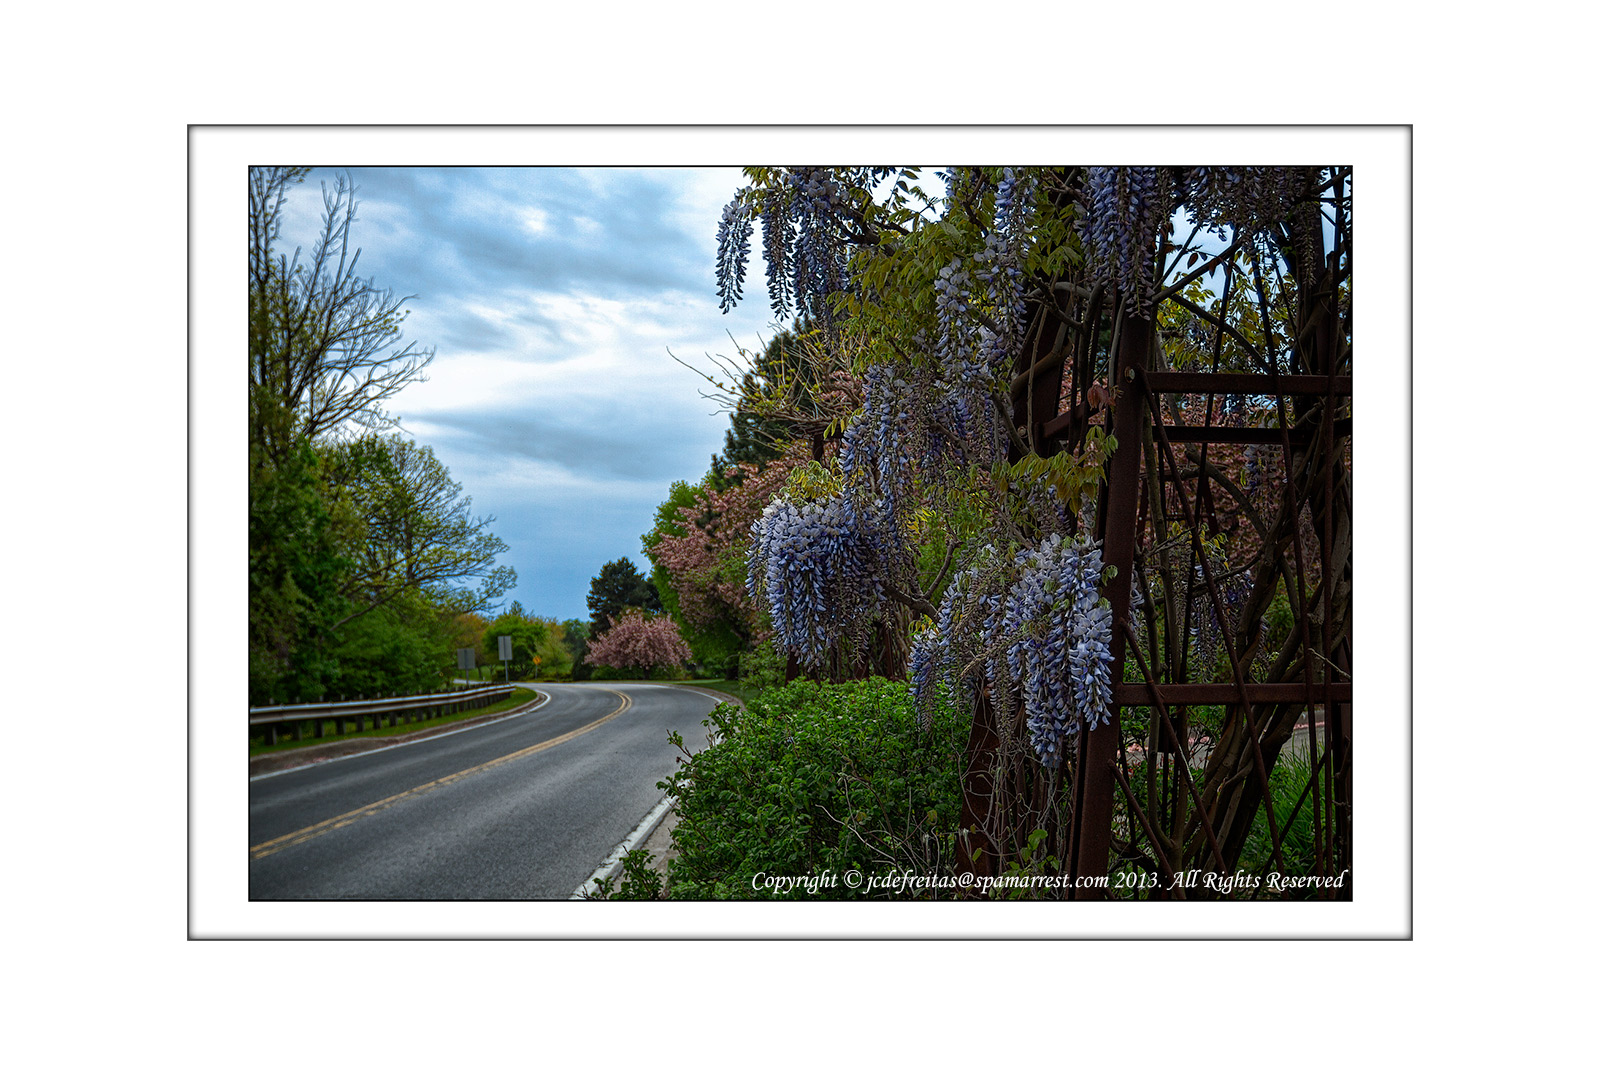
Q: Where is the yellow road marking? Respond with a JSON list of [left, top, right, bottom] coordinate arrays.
[[250, 690, 632, 861]]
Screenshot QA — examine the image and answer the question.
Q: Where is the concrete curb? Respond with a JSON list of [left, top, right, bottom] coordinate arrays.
[[571, 683, 744, 899], [570, 793, 678, 899]]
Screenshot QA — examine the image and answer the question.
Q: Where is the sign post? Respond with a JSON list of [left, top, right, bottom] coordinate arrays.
[[457, 647, 475, 684], [499, 635, 514, 683]]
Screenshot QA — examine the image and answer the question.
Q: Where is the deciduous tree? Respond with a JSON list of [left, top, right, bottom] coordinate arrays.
[[484, 612, 573, 678], [247, 168, 516, 705], [322, 435, 516, 627], [584, 609, 691, 678], [249, 436, 348, 703]]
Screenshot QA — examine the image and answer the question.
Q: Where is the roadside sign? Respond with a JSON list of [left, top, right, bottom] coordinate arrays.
[[457, 647, 475, 671], [499, 635, 514, 661]]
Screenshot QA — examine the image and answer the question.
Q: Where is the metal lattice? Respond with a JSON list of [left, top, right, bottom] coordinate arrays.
[[958, 178, 1352, 899]]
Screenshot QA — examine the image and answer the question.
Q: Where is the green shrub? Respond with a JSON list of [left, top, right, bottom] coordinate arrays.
[[589, 662, 690, 682], [587, 848, 665, 900], [738, 638, 785, 692], [657, 677, 966, 900]]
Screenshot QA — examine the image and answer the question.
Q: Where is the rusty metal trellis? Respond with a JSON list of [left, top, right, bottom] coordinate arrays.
[[978, 185, 1355, 900], [1070, 338, 1347, 897], [1068, 361, 1353, 899]]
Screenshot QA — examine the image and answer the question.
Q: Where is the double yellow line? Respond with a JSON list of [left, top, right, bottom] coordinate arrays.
[[250, 689, 632, 861]]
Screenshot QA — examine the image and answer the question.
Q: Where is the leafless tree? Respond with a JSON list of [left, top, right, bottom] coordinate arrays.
[[249, 166, 433, 460]]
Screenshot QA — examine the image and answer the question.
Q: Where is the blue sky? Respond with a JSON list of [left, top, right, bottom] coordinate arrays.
[[273, 167, 781, 621]]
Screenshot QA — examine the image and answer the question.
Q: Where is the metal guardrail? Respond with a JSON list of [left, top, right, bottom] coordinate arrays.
[[250, 684, 523, 745]]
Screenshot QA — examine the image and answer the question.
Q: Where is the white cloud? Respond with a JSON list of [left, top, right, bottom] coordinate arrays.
[[518, 206, 550, 236], [260, 164, 786, 617]]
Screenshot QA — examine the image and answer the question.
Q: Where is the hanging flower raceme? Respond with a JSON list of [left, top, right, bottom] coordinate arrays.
[[715, 166, 894, 326], [1080, 166, 1174, 318], [1181, 166, 1308, 241], [920, 167, 1040, 476], [913, 534, 1117, 769], [715, 198, 754, 312], [838, 364, 922, 533], [1004, 534, 1115, 766], [746, 491, 890, 670], [909, 560, 993, 724], [908, 624, 943, 731]]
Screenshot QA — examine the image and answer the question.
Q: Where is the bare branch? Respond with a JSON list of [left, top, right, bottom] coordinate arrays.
[[249, 167, 435, 455]]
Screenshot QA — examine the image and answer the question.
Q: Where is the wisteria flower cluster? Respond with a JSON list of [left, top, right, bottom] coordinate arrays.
[[990, 166, 1037, 322], [715, 167, 893, 326], [1079, 166, 1173, 317], [909, 560, 995, 729], [912, 534, 1115, 769], [1077, 166, 1320, 317], [832, 346, 1009, 552], [746, 491, 892, 670], [889, 175, 1025, 485], [715, 198, 754, 312], [1181, 166, 1309, 242], [836, 363, 934, 536], [932, 167, 1036, 389], [717, 167, 1033, 504], [786, 168, 847, 324]]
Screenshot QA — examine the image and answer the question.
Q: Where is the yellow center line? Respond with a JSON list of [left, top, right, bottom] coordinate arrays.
[[250, 689, 632, 861]]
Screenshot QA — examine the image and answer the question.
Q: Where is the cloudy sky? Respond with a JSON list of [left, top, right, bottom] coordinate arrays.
[[272, 166, 782, 621]]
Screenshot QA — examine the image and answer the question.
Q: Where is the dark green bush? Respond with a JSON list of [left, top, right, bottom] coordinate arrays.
[[737, 639, 785, 691], [657, 677, 967, 900], [589, 662, 690, 682]]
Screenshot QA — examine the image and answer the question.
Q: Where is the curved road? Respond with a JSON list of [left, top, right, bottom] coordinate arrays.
[[248, 683, 722, 900]]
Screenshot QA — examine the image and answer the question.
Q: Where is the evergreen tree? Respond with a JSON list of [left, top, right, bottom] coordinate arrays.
[[719, 329, 798, 467], [586, 558, 660, 638]]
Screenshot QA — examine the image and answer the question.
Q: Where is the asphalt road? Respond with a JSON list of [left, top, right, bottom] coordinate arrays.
[[248, 683, 723, 900]]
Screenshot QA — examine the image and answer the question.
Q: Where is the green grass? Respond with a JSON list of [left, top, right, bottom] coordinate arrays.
[[249, 686, 542, 756]]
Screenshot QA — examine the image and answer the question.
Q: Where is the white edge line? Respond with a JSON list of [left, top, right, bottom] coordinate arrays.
[[248, 688, 550, 782], [570, 688, 728, 899], [570, 793, 677, 899]]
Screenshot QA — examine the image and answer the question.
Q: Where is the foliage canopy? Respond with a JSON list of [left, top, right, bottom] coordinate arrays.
[[248, 168, 515, 704]]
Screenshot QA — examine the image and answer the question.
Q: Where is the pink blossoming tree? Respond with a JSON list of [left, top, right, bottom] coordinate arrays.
[[583, 609, 692, 678], [648, 452, 801, 643]]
